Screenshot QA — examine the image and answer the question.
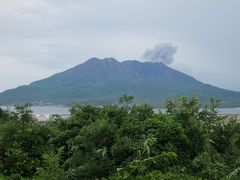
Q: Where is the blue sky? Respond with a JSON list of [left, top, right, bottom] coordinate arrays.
[[0, 0, 240, 92]]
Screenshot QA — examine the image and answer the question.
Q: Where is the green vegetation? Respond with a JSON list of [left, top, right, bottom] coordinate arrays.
[[0, 95, 240, 179]]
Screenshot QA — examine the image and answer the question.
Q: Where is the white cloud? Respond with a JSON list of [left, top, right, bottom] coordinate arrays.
[[0, 56, 58, 92]]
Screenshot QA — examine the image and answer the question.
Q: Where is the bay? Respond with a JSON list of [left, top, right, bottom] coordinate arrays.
[[1, 106, 240, 115], [1, 106, 240, 121]]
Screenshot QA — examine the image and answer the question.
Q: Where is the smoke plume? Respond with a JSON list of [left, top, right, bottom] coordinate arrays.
[[142, 43, 178, 65]]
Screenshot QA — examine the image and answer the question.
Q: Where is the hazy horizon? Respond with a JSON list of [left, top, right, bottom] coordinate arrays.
[[1, 0, 240, 92]]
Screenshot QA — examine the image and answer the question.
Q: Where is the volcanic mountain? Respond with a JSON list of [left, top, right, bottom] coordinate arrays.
[[0, 57, 240, 107]]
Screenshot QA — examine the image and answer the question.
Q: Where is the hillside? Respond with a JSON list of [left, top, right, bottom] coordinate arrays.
[[0, 57, 240, 107]]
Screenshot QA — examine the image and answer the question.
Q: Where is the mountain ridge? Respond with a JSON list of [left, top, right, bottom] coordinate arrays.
[[0, 57, 240, 107]]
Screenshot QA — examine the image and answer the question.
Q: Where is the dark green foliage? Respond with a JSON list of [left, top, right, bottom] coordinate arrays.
[[0, 105, 52, 178], [0, 96, 239, 179], [33, 148, 66, 180]]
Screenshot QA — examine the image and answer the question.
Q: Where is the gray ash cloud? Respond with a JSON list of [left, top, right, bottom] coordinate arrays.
[[142, 43, 178, 65]]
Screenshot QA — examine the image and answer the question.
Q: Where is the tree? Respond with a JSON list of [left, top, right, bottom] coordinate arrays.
[[14, 103, 34, 124], [0, 95, 239, 179], [119, 94, 134, 108]]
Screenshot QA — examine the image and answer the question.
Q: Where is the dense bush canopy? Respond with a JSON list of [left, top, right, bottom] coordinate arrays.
[[0, 96, 239, 179]]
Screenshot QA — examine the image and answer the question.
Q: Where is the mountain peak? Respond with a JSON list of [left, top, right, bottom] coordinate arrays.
[[0, 57, 240, 107], [85, 57, 101, 63], [84, 57, 119, 65], [102, 57, 118, 62]]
